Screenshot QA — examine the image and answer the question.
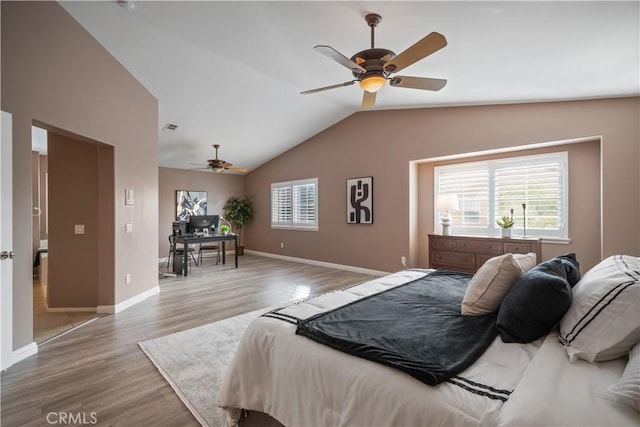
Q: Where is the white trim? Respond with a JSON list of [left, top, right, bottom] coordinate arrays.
[[246, 250, 389, 277], [541, 237, 571, 244], [47, 307, 97, 313], [97, 286, 160, 314], [12, 342, 38, 366]]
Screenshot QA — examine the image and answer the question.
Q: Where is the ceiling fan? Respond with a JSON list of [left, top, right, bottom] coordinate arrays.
[[301, 13, 448, 108], [190, 144, 248, 174]]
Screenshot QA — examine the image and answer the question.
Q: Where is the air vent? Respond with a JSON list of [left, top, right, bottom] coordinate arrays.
[[162, 123, 178, 132]]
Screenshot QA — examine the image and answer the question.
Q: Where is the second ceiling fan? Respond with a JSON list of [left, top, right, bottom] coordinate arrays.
[[301, 13, 448, 108], [190, 144, 248, 174]]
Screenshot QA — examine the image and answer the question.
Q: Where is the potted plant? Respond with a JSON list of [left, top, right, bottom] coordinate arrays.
[[496, 209, 515, 238], [223, 196, 254, 255], [219, 224, 231, 235]]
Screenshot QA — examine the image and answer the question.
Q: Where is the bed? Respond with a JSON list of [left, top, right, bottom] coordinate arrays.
[[219, 255, 640, 426]]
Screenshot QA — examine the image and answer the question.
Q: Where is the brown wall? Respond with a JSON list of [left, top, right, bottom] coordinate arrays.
[[158, 167, 244, 257], [245, 98, 639, 273], [417, 140, 602, 272], [39, 155, 48, 241], [2, 2, 158, 348], [47, 132, 113, 308]]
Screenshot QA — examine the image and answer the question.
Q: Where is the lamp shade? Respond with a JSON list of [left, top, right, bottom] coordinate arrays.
[[436, 194, 459, 211], [359, 74, 386, 93]]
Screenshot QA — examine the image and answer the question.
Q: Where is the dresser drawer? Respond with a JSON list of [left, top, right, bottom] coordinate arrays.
[[452, 239, 503, 254], [431, 250, 475, 271], [430, 237, 452, 250], [504, 242, 533, 254]]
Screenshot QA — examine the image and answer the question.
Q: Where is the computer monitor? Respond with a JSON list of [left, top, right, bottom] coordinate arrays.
[[188, 215, 219, 233]]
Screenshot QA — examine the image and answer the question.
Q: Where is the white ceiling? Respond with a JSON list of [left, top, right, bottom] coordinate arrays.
[[59, 1, 639, 173]]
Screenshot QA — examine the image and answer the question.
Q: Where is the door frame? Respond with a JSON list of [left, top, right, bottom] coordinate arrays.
[[1, 110, 14, 370]]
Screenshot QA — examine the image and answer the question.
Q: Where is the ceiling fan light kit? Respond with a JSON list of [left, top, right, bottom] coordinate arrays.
[[301, 13, 448, 108], [360, 73, 386, 93]]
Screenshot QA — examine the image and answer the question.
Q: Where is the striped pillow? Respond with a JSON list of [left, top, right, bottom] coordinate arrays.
[[559, 255, 640, 363]]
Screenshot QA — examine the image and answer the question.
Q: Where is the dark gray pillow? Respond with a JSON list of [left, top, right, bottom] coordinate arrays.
[[497, 253, 581, 343]]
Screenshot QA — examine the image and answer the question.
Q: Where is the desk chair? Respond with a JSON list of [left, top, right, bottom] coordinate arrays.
[[198, 243, 220, 265], [167, 235, 198, 272]]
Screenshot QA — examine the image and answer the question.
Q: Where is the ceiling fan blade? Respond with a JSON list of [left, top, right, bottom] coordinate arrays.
[[300, 80, 356, 95], [226, 166, 248, 173], [384, 32, 447, 73], [314, 45, 366, 74], [189, 162, 208, 166], [389, 76, 447, 91], [361, 90, 376, 109]]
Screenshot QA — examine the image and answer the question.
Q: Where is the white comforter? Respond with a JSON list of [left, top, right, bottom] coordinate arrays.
[[219, 270, 542, 426], [497, 331, 640, 426]]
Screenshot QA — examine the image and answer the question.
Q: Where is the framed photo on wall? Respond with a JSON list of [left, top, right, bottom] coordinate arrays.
[[176, 190, 207, 221], [346, 176, 373, 224]]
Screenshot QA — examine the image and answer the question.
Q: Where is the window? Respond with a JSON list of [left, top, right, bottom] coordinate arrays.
[[434, 152, 568, 240], [271, 178, 318, 230]]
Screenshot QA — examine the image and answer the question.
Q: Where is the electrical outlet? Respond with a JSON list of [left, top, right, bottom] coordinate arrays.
[[125, 274, 131, 284], [401, 256, 407, 267], [280, 242, 284, 249]]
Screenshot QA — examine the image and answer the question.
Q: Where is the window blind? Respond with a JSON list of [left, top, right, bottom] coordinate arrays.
[[271, 178, 318, 230], [434, 152, 568, 239]]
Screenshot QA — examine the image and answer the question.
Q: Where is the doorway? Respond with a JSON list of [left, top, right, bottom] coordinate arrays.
[[31, 125, 111, 344]]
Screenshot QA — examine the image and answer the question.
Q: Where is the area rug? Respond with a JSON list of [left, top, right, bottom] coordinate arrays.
[[139, 307, 270, 427]]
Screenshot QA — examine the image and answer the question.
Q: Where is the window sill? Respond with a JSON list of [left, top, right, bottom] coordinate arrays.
[[271, 225, 318, 231], [540, 237, 571, 245]]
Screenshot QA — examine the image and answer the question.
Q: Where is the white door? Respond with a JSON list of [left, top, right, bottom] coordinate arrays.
[[1, 110, 14, 370]]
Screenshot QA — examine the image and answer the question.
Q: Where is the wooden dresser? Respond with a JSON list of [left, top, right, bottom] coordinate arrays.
[[428, 234, 542, 274]]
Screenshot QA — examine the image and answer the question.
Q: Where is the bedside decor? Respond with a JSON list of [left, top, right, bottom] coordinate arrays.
[[347, 177, 373, 224], [176, 190, 207, 221], [436, 194, 459, 235]]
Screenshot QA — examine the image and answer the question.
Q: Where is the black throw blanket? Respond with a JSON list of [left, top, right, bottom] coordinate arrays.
[[296, 270, 498, 386]]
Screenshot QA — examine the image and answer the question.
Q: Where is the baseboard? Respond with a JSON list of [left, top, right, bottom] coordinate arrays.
[[97, 285, 160, 314], [12, 341, 38, 365], [47, 307, 97, 313], [245, 250, 389, 277]]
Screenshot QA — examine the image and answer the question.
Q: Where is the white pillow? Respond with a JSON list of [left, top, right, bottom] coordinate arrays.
[[461, 253, 535, 316], [608, 343, 640, 412], [559, 255, 640, 363], [513, 252, 537, 272]]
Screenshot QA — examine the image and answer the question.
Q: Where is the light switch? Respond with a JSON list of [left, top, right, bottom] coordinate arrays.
[[74, 224, 85, 234], [125, 223, 133, 233]]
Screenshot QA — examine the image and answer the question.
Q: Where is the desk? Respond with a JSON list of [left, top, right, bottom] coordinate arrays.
[[174, 234, 238, 276]]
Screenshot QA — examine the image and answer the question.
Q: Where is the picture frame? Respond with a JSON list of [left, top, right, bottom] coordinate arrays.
[[346, 176, 373, 224], [176, 190, 207, 221]]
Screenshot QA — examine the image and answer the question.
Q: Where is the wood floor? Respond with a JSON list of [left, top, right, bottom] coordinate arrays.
[[1, 254, 376, 427], [33, 276, 99, 344]]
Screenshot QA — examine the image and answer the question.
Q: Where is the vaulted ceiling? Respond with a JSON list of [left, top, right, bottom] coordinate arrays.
[[60, 1, 639, 173]]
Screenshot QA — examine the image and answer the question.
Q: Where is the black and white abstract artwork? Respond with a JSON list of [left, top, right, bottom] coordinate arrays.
[[346, 177, 373, 224], [176, 190, 207, 221]]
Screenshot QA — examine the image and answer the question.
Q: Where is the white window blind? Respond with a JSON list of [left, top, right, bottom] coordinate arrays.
[[271, 178, 318, 230], [434, 152, 568, 239]]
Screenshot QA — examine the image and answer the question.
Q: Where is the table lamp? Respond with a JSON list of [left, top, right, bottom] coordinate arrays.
[[436, 194, 459, 236]]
